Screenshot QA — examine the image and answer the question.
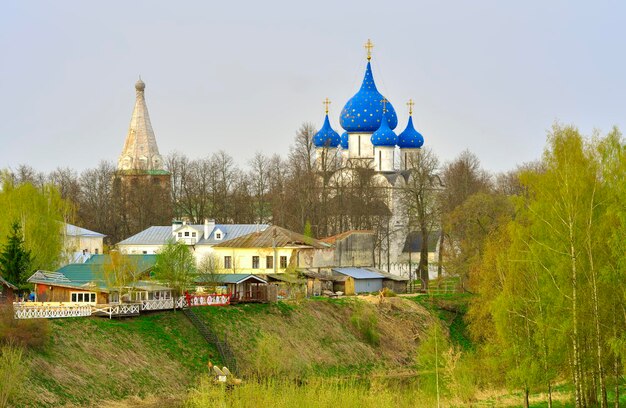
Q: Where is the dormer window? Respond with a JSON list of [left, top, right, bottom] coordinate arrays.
[[214, 228, 224, 240], [184, 232, 190, 237], [178, 232, 182, 237], [192, 232, 196, 237]]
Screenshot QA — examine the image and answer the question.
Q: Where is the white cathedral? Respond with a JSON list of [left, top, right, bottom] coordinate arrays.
[[312, 40, 426, 267]]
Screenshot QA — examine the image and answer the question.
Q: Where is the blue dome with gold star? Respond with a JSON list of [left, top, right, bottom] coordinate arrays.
[[398, 116, 424, 148], [313, 114, 341, 148], [340, 132, 349, 149], [340, 62, 398, 132], [371, 113, 398, 147]]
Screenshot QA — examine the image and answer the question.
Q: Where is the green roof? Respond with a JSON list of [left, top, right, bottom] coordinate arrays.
[[28, 254, 158, 292], [194, 273, 267, 285]]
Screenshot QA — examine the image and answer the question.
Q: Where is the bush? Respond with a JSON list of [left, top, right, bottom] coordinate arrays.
[[350, 305, 380, 346], [0, 304, 50, 350], [380, 288, 397, 297], [0, 343, 27, 408]]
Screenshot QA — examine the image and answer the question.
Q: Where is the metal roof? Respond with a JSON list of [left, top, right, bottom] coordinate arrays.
[[117, 224, 268, 246], [194, 273, 267, 285], [28, 255, 158, 292], [332, 267, 384, 280], [65, 223, 106, 238], [0, 275, 17, 290], [212, 225, 330, 249]]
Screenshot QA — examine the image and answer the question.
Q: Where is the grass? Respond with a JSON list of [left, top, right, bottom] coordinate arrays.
[[18, 311, 219, 407], [408, 293, 474, 351]]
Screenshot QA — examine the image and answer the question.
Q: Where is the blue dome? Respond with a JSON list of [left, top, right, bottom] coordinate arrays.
[[371, 112, 398, 147], [340, 132, 349, 149], [313, 114, 341, 148], [398, 116, 424, 148], [340, 62, 398, 132]]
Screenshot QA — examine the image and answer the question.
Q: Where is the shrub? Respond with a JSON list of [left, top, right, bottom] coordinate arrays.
[[380, 288, 397, 297], [0, 304, 50, 350], [0, 343, 27, 408]]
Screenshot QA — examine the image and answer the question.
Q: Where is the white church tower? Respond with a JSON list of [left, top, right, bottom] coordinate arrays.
[[118, 79, 164, 172]]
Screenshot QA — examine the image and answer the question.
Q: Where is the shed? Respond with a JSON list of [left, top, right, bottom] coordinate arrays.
[[0, 276, 17, 303], [332, 267, 384, 294]]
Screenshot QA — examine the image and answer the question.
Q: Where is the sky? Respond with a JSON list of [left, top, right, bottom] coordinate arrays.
[[1, 0, 625, 175]]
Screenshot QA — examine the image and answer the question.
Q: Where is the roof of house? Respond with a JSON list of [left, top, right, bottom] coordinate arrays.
[[403, 231, 441, 253], [194, 273, 267, 285], [332, 267, 384, 280], [332, 267, 409, 282], [0, 276, 17, 290], [320, 230, 374, 244], [117, 224, 268, 246], [211, 225, 330, 249], [28, 254, 158, 292], [65, 223, 106, 238]]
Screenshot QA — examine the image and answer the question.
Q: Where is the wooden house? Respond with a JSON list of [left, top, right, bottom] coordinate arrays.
[[28, 254, 158, 305], [194, 273, 272, 303]]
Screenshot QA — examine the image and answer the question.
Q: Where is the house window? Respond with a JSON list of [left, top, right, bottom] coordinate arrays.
[[178, 232, 182, 237], [71, 292, 96, 304], [252, 256, 259, 269], [142, 250, 147, 254], [192, 232, 196, 237], [280, 256, 288, 269], [266, 256, 273, 269], [224, 256, 232, 269], [185, 231, 190, 237], [215, 232, 222, 239], [95, 248, 99, 254]]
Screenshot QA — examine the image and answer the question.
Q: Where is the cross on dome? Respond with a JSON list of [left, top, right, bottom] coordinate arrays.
[[364, 39, 374, 61], [380, 98, 388, 113], [407, 99, 415, 116], [323, 97, 331, 114]]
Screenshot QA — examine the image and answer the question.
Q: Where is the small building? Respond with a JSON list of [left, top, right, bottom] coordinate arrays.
[[0, 276, 17, 303], [28, 254, 157, 305], [62, 223, 106, 264], [194, 273, 271, 303], [332, 267, 409, 294], [332, 267, 383, 294]]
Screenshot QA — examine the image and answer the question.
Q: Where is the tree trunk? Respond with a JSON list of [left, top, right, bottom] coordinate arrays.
[[420, 226, 429, 291], [437, 229, 445, 279], [524, 386, 530, 408]]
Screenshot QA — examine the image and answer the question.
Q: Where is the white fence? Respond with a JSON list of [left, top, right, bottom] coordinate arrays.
[[92, 303, 141, 318], [13, 303, 92, 319], [141, 298, 174, 311]]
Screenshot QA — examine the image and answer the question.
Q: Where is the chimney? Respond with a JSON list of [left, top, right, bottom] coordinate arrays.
[[172, 220, 183, 233], [204, 219, 215, 240]]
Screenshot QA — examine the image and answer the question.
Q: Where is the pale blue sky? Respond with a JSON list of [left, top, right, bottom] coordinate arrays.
[[1, 0, 624, 173]]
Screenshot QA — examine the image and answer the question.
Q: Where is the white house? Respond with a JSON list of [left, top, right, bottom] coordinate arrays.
[[116, 220, 268, 264], [62, 223, 106, 265]]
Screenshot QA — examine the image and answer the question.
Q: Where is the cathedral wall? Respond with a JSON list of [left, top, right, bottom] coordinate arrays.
[[348, 133, 375, 159], [374, 147, 395, 172]]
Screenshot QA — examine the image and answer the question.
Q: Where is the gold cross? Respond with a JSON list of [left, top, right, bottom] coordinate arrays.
[[380, 98, 388, 113], [323, 97, 331, 114], [364, 39, 374, 61], [407, 99, 415, 116]]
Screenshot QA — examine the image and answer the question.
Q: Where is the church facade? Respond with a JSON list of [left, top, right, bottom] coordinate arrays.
[[312, 41, 426, 271]]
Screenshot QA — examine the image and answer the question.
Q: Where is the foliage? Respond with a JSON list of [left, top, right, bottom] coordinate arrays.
[[152, 239, 197, 297], [197, 254, 224, 292], [380, 287, 396, 297], [0, 176, 72, 273], [0, 221, 32, 290], [102, 250, 139, 301], [0, 343, 27, 408], [0, 304, 49, 350]]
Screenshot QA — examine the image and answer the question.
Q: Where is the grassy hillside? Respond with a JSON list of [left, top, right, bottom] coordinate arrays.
[[193, 296, 436, 378], [13, 296, 437, 407], [17, 312, 219, 408]]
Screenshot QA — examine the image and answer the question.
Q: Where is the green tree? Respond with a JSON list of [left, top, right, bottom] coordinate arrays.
[[0, 222, 32, 290], [152, 240, 197, 304], [0, 175, 72, 272], [103, 251, 139, 302]]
